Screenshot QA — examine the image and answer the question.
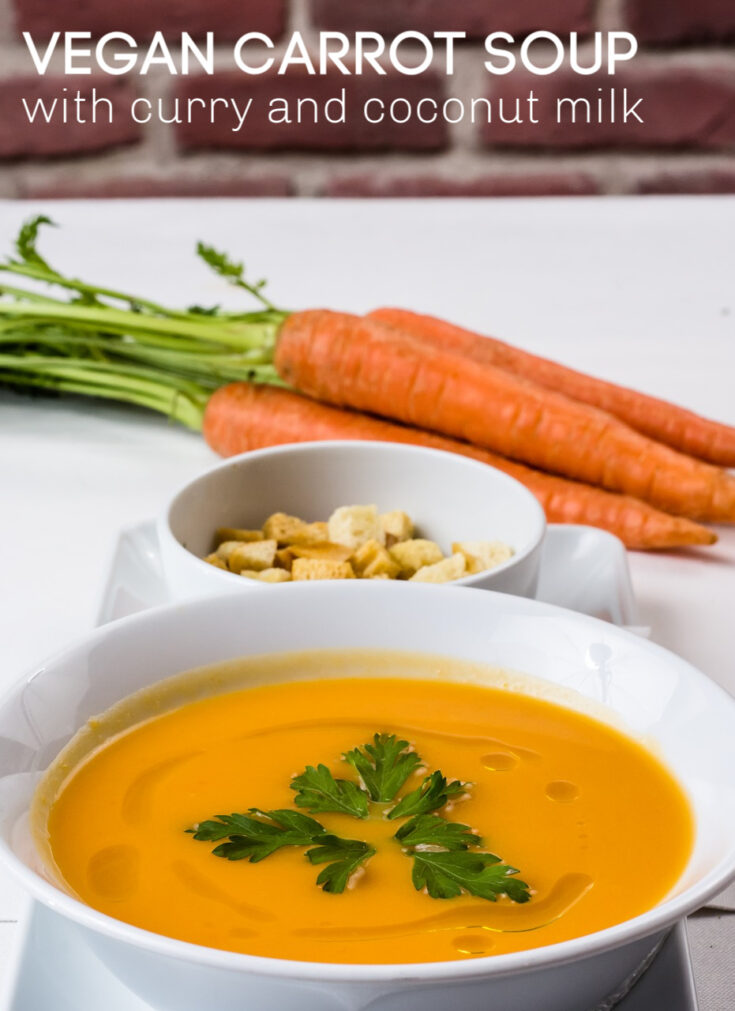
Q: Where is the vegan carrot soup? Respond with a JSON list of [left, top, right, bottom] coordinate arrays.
[[34, 653, 693, 964]]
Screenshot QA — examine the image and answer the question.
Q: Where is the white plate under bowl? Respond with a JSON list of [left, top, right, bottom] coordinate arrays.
[[96, 521, 639, 629]]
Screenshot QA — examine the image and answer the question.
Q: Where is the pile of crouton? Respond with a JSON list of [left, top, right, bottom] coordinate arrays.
[[204, 506, 512, 584]]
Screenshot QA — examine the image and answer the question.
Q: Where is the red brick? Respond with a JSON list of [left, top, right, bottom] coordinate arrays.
[[482, 67, 735, 150], [176, 70, 448, 152], [325, 171, 600, 197], [312, 0, 592, 37], [624, 0, 735, 45], [11, 0, 285, 41], [0, 77, 140, 160], [19, 174, 293, 199], [634, 168, 735, 194]]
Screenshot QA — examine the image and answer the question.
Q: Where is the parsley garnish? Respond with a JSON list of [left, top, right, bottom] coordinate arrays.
[[306, 837, 376, 894], [410, 851, 530, 903], [388, 770, 468, 820], [394, 814, 529, 902], [291, 763, 369, 819], [188, 809, 373, 892], [189, 733, 530, 903], [189, 809, 325, 860], [344, 733, 422, 802], [393, 813, 480, 850]]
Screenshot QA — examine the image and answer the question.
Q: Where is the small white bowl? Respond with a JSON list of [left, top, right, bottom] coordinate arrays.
[[1, 583, 734, 1011], [158, 441, 546, 600]]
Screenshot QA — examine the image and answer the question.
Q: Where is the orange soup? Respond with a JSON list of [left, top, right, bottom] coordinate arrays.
[[37, 659, 693, 964]]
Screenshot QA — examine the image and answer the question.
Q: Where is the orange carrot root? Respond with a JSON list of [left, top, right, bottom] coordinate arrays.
[[369, 307, 735, 468], [273, 309, 735, 523], [203, 382, 716, 550]]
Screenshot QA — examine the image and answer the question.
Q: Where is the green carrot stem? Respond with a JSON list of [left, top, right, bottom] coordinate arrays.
[[0, 370, 206, 430], [0, 355, 210, 399], [0, 326, 214, 355], [0, 320, 267, 356], [0, 300, 287, 351], [0, 330, 275, 367], [0, 283, 68, 305], [0, 261, 200, 321]]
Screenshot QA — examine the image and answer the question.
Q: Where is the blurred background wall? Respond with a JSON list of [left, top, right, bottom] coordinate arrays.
[[0, 0, 734, 199]]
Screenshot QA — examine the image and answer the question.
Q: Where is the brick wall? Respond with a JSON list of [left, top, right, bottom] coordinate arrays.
[[0, 0, 734, 198]]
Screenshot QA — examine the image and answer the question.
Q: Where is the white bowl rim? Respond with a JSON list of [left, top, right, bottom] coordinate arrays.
[[1, 581, 734, 985], [159, 440, 547, 590]]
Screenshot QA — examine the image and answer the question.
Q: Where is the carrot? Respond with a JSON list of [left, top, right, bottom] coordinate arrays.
[[203, 383, 717, 550], [273, 309, 735, 523], [368, 307, 735, 468]]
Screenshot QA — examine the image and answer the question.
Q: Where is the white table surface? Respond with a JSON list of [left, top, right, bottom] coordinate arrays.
[[0, 197, 734, 1005]]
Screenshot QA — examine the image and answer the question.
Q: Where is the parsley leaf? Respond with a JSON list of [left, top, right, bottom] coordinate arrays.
[[410, 851, 531, 903], [190, 809, 375, 892], [306, 836, 376, 894], [388, 770, 469, 820], [344, 733, 422, 803], [291, 763, 369, 818], [395, 812, 530, 903], [190, 808, 326, 862], [394, 814, 482, 851]]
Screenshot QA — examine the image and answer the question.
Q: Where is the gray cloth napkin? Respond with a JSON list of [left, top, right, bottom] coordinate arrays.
[[683, 884, 735, 1011], [707, 881, 735, 912], [688, 911, 735, 1011]]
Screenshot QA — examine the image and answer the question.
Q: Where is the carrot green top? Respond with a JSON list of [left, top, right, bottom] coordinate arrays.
[[0, 215, 287, 429]]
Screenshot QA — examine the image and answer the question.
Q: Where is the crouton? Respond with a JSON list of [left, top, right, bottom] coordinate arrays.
[[215, 527, 264, 545], [204, 552, 228, 570], [328, 505, 384, 550], [262, 512, 309, 544], [291, 558, 355, 581], [352, 539, 402, 579], [289, 521, 330, 547], [208, 504, 509, 587], [262, 513, 330, 547], [227, 539, 278, 573], [452, 540, 514, 574], [409, 553, 467, 584], [275, 547, 296, 571], [388, 539, 444, 578], [216, 540, 249, 562], [290, 542, 354, 563], [379, 510, 414, 547], [240, 568, 291, 583]]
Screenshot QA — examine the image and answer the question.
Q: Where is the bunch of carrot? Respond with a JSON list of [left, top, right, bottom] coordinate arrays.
[[3, 218, 735, 551], [206, 309, 735, 550]]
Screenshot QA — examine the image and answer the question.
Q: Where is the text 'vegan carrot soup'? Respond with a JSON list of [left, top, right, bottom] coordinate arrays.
[[34, 651, 693, 965]]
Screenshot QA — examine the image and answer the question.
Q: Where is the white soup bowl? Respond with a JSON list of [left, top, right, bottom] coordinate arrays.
[[0, 583, 734, 1011]]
